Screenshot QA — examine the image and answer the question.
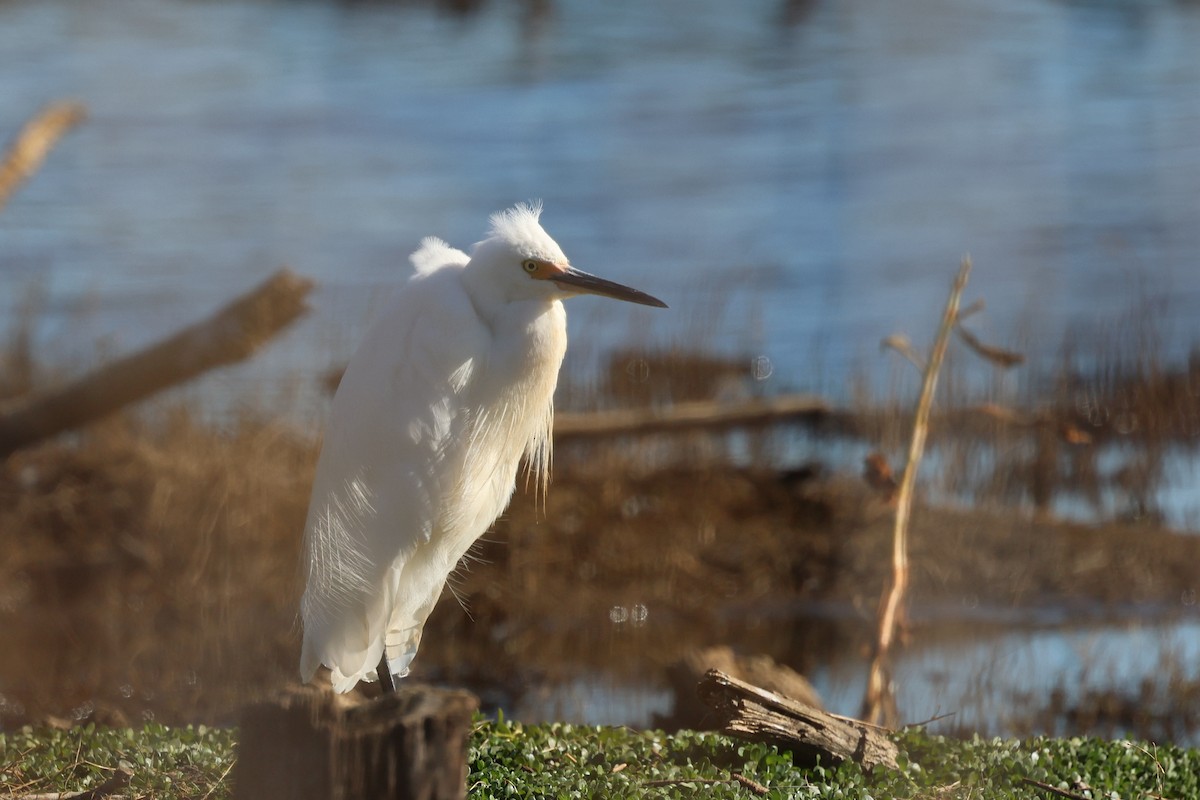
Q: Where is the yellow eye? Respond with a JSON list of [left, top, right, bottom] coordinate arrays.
[[522, 259, 539, 274]]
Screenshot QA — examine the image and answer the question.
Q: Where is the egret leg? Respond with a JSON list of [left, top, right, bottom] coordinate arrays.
[[377, 653, 396, 694]]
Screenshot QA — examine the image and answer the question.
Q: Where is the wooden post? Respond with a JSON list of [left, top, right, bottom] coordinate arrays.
[[233, 684, 479, 800]]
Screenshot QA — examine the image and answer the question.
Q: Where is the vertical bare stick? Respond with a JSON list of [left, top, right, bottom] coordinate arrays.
[[0, 101, 87, 213], [862, 257, 972, 726]]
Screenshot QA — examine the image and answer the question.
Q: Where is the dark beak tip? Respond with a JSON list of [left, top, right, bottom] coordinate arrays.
[[555, 268, 668, 309], [626, 291, 668, 309]]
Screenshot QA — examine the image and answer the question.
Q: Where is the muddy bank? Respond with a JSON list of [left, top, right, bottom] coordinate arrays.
[[419, 458, 1200, 692], [1, 413, 1197, 731]]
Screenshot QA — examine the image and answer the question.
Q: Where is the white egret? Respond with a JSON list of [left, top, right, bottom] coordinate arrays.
[[300, 202, 667, 693]]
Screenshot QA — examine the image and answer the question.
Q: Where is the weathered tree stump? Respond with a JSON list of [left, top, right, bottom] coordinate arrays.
[[697, 669, 899, 771], [234, 683, 479, 800]]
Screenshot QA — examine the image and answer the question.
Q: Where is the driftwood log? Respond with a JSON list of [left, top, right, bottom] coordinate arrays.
[[659, 646, 824, 730], [697, 669, 899, 771], [234, 683, 478, 800], [0, 269, 313, 458]]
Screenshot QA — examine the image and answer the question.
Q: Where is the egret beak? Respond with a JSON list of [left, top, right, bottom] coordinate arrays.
[[553, 267, 668, 308]]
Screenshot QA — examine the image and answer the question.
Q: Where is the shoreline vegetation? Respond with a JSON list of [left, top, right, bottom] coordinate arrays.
[[4, 100, 1200, 797], [4, 719, 1200, 799], [2, 330, 1200, 738]]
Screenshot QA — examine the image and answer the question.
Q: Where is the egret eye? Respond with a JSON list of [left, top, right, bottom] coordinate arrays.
[[522, 259, 539, 274]]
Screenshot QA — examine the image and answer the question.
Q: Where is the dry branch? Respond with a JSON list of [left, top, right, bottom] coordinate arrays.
[[880, 334, 925, 372], [697, 669, 900, 771], [0, 269, 313, 457], [885, 299, 1022, 374], [955, 324, 1024, 368], [862, 258, 971, 727], [0, 100, 86, 213]]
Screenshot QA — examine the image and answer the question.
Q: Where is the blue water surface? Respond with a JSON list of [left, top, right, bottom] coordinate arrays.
[[3, 0, 1199, 408]]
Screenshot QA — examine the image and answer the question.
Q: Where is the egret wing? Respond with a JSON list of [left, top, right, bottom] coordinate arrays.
[[300, 253, 487, 688]]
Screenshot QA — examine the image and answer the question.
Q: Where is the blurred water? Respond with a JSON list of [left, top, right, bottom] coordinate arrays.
[[2, 0, 1200, 416], [518, 617, 1200, 743], [525, 618, 1200, 743], [4, 0, 1200, 736], [817, 616, 1200, 741]]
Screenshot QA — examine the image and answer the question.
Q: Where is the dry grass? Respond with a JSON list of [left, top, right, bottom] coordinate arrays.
[[7, 401, 1199, 732], [0, 407, 314, 726], [1, 306, 1200, 738]]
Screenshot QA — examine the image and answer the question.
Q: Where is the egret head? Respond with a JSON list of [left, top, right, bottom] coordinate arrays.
[[470, 202, 667, 308]]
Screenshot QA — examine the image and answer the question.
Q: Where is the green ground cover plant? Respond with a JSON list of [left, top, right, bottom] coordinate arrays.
[[3, 719, 1198, 799]]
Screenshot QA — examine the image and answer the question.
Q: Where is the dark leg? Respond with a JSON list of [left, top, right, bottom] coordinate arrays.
[[377, 653, 396, 694]]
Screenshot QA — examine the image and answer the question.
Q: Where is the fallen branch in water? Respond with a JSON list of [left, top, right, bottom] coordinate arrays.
[[0, 269, 313, 457], [0, 100, 86, 213], [554, 394, 834, 440], [550, 394, 1107, 449]]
